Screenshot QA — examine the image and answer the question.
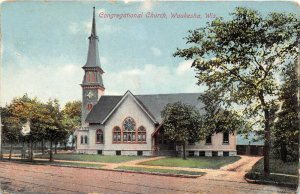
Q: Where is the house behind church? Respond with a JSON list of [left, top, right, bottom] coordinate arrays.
[[75, 7, 237, 157]]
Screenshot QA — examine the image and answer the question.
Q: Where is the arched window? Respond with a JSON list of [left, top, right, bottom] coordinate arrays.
[[85, 135, 88, 144], [96, 129, 104, 144], [87, 103, 93, 111], [113, 126, 121, 143], [80, 135, 83, 144], [123, 117, 136, 143], [138, 126, 146, 142]]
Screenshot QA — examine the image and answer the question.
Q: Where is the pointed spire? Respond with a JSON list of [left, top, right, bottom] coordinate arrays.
[[91, 6, 97, 38], [83, 6, 103, 72]]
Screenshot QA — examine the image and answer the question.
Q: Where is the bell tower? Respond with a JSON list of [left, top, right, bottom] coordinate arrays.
[[81, 7, 105, 126]]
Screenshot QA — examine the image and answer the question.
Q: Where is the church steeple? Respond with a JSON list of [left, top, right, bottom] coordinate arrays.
[[82, 7, 103, 72], [81, 7, 105, 126]]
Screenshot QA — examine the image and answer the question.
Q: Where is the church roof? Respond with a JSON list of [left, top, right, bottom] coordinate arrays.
[[85, 91, 205, 124]]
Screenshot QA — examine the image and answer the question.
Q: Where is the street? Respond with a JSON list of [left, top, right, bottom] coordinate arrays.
[[0, 161, 296, 194]]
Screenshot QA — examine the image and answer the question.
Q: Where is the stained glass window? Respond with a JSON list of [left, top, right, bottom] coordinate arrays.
[[138, 126, 146, 142], [123, 117, 136, 143], [113, 126, 121, 143]]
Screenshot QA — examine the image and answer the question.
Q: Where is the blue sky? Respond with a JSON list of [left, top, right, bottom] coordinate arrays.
[[1, 1, 299, 107]]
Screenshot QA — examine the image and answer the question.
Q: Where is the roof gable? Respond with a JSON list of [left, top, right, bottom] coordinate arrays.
[[86, 92, 205, 124], [101, 90, 157, 124]]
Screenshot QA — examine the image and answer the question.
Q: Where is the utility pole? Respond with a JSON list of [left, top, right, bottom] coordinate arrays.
[[297, 39, 300, 193], [0, 106, 2, 160]]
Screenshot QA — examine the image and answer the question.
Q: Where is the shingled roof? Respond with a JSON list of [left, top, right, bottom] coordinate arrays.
[[85, 92, 205, 124]]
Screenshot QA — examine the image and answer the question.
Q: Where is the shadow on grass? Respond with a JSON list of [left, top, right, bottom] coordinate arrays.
[[0, 158, 104, 169], [245, 158, 299, 189]]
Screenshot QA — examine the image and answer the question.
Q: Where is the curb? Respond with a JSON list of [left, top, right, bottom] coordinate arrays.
[[244, 176, 298, 188], [0, 160, 203, 179], [48, 164, 203, 178]]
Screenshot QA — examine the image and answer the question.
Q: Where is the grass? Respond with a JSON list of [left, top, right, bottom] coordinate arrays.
[[36, 153, 146, 163], [1, 158, 104, 169], [116, 166, 205, 176], [139, 156, 241, 169], [246, 158, 299, 187], [50, 161, 104, 169], [250, 158, 298, 175]]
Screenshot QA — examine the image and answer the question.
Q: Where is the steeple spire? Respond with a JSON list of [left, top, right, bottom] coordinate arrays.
[[83, 6, 103, 71], [91, 6, 97, 37]]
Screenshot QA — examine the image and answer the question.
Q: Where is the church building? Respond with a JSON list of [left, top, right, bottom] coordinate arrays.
[[75, 8, 237, 157]]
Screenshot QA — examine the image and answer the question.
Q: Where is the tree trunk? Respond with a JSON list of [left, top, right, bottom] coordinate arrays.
[[263, 108, 270, 175], [54, 142, 57, 154], [64, 142, 67, 150], [30, 140, 34, 162], [280, 143, 287, 162], [71, 141, 74, 150], [182, 143, 186, 160], [41, 139, 45, 155], [21, 141, 25, 159], [9, 143, 13, 160], [49, 140, 53, 162]]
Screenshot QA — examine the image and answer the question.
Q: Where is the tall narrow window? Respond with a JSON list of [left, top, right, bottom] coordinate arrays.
[[113, 126, 121, 143], [91, 72, 95, 82], [137, 126, 146, 142], [87, 103, 93, 111], [87, 72, 90, 82], [80, 135, 83, 144], [123, 117, 136, 143], [206, 135, 212, 144], [96, 129, 104, 144], [85, 135, 88, 144], [223, 132, 229, 144]]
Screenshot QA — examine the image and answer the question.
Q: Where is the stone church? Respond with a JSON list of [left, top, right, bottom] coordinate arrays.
[[75, 8, 237, 157]]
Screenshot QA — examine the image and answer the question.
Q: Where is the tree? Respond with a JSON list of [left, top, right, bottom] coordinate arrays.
[[161, 102, 204, 159], [174, 7, 299, 173], [6, 95, 47, 161], [273, 62, 299, 162], [62, 101, 81, 149], [1, 106, 21, 160], [44, 99, 64, 162]]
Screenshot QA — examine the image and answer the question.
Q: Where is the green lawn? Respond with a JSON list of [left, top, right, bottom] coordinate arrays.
[[50, 161, 104, 169], [139, 156, 241, 169], [250, 158, 298, 175], [36, 153, 146, 163], [246, 158, 299, 187], [116, 166, 205, 176], [1, 158, 104, 169]]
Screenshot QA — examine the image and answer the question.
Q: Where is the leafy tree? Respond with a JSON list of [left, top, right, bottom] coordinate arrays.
[[1, 106, 21, 160], [161, 102, 204, 159], [200, 95, 248, 135], [6, 95, 47, 161], [44, 99, 64, 161], [273, 62, 299, 162], [62, 101, 81, 149], [174, 7, 299, 173]]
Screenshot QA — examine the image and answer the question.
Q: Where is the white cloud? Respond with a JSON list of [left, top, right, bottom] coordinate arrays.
[[98, 8, 106, 14], [151, 47, 162, 57], [69, 20, 119, 35], [141, 0, 154, 12], [2, 50, 203, 107], [176, 60, 193, 75], [105, 60, 203, 95], [69, 22, 80, 34]]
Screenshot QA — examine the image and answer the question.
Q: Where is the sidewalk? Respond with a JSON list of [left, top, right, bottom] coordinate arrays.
[[3, 155, 262, 182]]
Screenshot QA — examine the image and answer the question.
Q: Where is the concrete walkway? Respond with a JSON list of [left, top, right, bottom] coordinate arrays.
[[5, 155, 262, 183], [53, 155, 261, 180]]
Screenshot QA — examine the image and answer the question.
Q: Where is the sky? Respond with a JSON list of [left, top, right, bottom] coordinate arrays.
[[1, 0, 299, 107]]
